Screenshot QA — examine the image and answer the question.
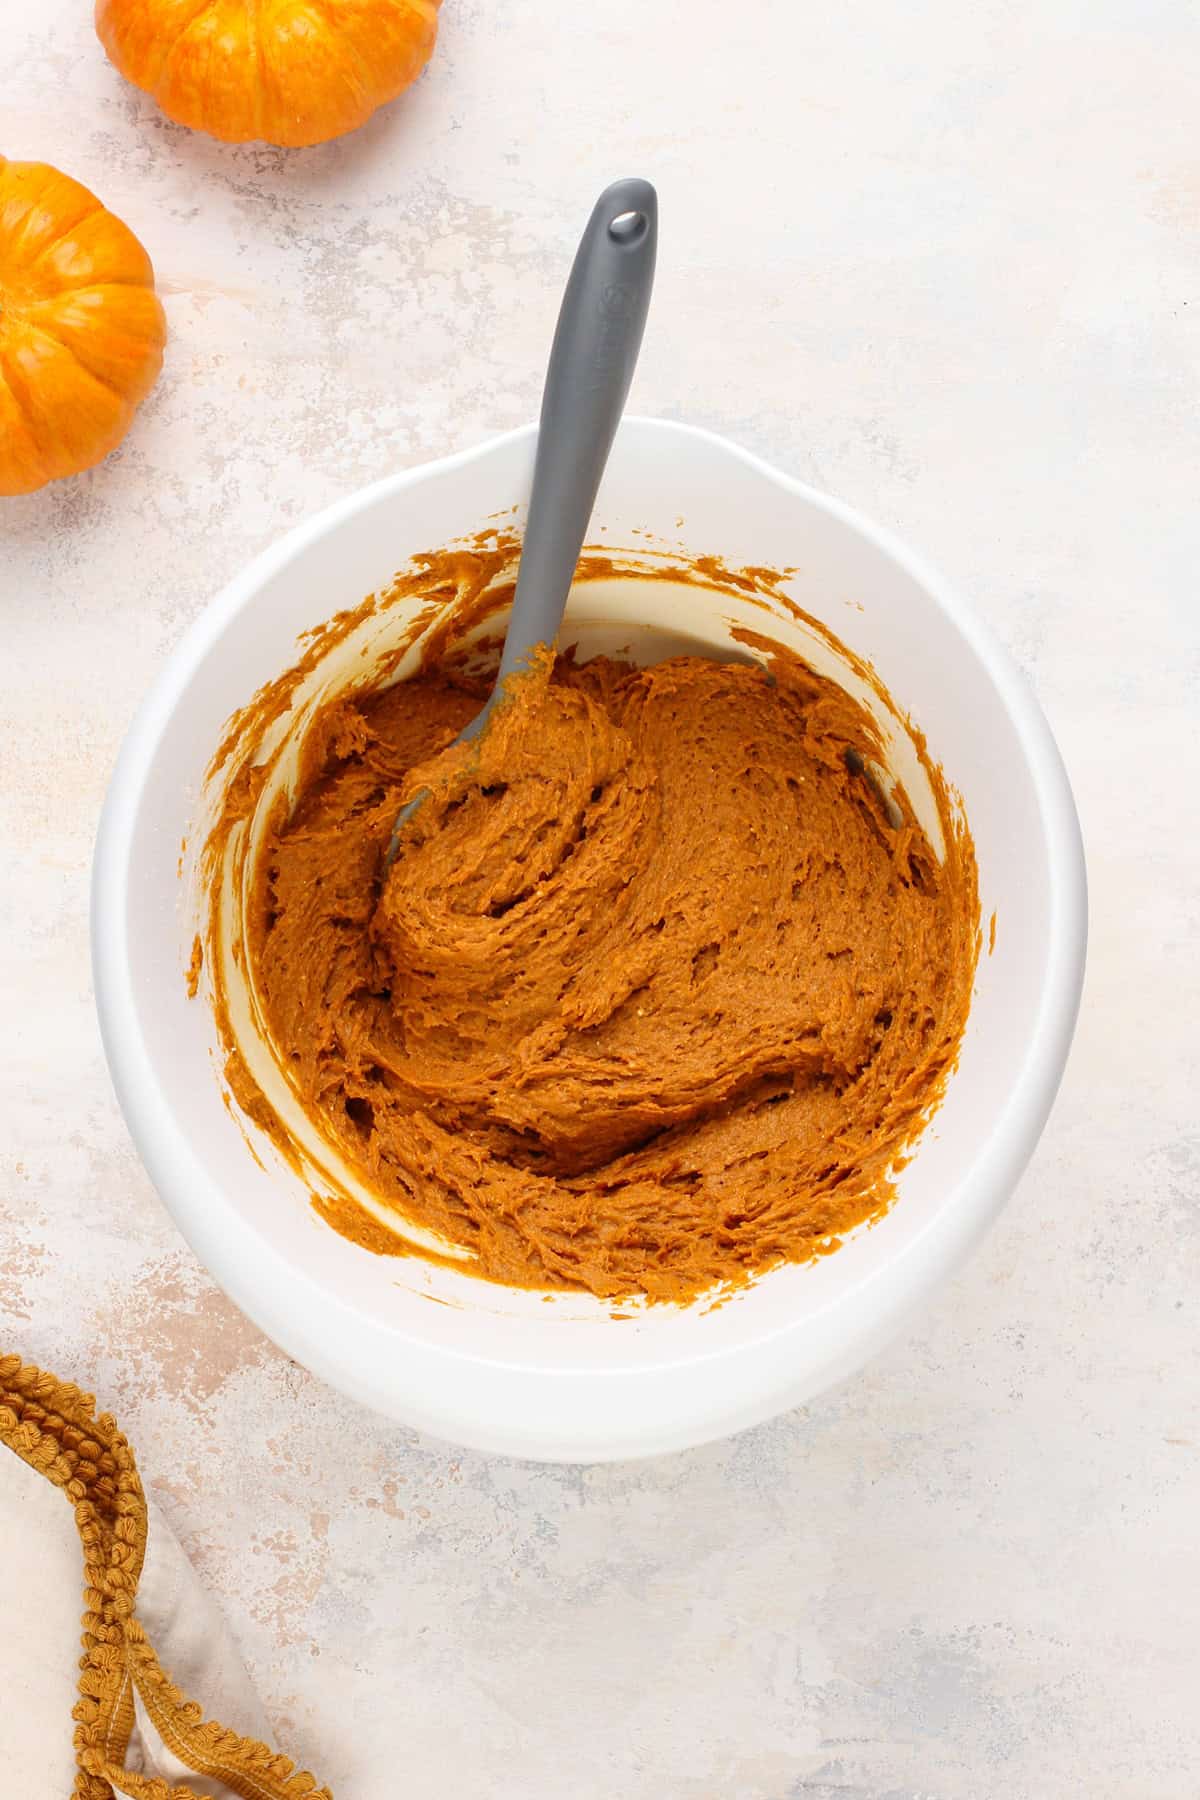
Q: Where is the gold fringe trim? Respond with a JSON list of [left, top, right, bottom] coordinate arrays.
[[0, 1353, 333, 1800]]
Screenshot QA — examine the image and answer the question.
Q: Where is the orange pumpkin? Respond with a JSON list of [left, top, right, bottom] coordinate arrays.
[[95, 0, 442, 149], [0, 158, 166, 497]]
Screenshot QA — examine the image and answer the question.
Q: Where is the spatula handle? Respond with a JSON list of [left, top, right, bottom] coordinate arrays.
[[495, 177, 658, 688]]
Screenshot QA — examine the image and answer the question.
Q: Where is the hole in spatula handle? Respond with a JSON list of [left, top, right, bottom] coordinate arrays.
[[608, 209, 648, 246]]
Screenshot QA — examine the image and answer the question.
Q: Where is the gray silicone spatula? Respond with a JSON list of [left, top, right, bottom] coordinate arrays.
[[383, 176, 658, 870]]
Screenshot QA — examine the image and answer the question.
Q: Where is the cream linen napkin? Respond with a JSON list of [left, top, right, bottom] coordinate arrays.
[[0, 1354, 332, 1800]]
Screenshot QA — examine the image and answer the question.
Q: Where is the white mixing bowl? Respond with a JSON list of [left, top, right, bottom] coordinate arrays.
[[92, 419, 1086, 1462]]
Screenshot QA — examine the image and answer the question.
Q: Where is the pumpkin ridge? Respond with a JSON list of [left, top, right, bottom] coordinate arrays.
[[408, 0, 440, 31], [22, 313, 139, 408], [247, 0, 267, 142], [8, 195, 104, 279], [148, 0, 228, 101], [0, 377, 52, 490], [26, 276, 154, 306], [0, 338, 58, 461], [18, 315, 134, 410], [156, 0, 252, 121], [330, 20, 388, 115], [0, 278, 23, 329], [369, 0, 441, 92], [256, 0, 376, 146], [329, 0, 439, 123]]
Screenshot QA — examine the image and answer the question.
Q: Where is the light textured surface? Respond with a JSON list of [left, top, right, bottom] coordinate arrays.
[[2, 2, 1198, 1795]]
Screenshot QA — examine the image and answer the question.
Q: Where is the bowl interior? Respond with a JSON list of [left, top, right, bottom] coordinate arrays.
[[96, 420, 1082, 1456]]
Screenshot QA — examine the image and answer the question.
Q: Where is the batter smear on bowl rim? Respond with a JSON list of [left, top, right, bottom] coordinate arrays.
[[202, 559, 979, 1305]]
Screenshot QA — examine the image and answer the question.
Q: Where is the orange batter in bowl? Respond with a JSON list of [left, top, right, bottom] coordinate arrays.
[[224, 617, 978, 1304]]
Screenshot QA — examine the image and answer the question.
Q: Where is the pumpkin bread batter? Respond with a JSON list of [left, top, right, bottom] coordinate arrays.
[[244, 639, 978, 1303]]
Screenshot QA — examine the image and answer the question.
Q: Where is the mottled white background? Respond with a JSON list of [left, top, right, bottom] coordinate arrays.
[[3, 1, 1199, 1795]]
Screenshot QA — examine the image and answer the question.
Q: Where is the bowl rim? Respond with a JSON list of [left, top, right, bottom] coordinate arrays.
[[91, 416, 1088, 1460]]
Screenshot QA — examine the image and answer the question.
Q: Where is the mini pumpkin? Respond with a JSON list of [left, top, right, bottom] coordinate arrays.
[[0, 157, 166, 498], [95, 0, 442, 149]]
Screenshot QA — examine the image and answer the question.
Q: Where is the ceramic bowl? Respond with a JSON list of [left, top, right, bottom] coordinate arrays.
[[92, 419, 1086, 1461]]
